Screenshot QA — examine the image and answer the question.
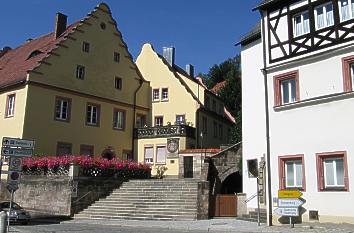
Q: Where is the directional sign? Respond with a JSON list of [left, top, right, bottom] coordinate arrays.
[[2, 137, 34, 149], [9, 157, 22, 171], [274, 207, 299, 217], [278, 190, 303, 199], [1, 147, 33, 157], [278, 198, 304, 208]]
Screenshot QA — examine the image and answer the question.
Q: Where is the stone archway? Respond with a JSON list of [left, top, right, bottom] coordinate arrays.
[[220, 171, 242, 194]]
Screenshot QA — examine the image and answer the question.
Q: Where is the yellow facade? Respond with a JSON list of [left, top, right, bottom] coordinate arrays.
[[135, 44, 234, 176], [0, 3, 150, 159]]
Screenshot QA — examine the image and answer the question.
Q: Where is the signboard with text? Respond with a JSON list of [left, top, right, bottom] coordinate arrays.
[[2, 137, 34, 149]]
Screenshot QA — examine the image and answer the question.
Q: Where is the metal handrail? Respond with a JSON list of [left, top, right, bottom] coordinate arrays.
[[73, 191, 92, 204], [244, 191, 258, 203]]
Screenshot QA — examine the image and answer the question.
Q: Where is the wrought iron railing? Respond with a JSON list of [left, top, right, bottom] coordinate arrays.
[[134, 124, 196, 139]]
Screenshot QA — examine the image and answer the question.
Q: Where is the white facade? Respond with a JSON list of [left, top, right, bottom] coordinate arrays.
[[241, 0, 354, 224]]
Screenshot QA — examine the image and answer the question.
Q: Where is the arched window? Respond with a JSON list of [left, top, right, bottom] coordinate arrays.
[[27, 50, 42, 59]]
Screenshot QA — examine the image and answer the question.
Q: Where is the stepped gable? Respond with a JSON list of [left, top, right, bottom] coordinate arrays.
[[0, 22, 79, 88]]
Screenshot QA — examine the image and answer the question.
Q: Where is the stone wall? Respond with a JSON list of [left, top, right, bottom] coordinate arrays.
[[197, 181, 209, 219], [0, 175, 124, 217]]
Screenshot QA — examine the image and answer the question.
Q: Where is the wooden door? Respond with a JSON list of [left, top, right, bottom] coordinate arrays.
[[214, 194, 237, 217], [184, 156, 193, 178]]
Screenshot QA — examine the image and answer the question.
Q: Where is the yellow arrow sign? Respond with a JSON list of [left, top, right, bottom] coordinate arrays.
[[278, 190, 303, 198]]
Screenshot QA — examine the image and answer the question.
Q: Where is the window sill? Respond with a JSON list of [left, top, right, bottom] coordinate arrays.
[[55, 118, 70, 123], [86, 123, 99, 127], [283, 187, 306, 192], [4, 115, 14, 119], [113, 127, 125, 131], [274, 91, 354, 112], [161, 99, 169, 102], [152, 100, 160, 103], [319, 187, 348, 192]]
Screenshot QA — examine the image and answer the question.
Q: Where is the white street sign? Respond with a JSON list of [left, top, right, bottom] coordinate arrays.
[[1, 147, 33, 157], [2, 137, 34, 149], [9, 157, 22, 171], [278, 198, 304, 208], [274, 207, 299, 217]]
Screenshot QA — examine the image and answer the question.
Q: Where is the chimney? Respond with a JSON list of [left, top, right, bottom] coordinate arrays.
[[55, 12, 67, 38], [186, 64, 194, 78], [162, 47, 175, 66], [0, 46, 11, 58]]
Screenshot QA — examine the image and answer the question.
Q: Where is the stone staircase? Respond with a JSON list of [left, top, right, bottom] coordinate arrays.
[[74, 179, 199, 221], [237, 208, 267, 223]]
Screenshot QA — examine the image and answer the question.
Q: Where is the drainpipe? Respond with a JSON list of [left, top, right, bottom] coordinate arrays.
[[260, 10, 273, 226], [132, 79, 144, 160]]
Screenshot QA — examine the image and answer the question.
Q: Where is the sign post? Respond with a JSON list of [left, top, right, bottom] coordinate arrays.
[[275, 190, 304, 228], [1, 137, 34, 231]]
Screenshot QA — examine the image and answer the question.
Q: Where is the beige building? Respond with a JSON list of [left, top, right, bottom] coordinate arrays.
[[0, 3, 150, 159], [135, 44, 235, 176]]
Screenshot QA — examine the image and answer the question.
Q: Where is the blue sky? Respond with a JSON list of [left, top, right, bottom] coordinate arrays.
[[0, 0, 260, 74]]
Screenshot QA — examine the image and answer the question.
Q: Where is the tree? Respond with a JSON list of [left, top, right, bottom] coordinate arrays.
[[202, 55, 242, 143]]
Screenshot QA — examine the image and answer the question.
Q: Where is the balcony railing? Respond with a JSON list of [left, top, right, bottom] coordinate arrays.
[[134, 124, 196, 139]]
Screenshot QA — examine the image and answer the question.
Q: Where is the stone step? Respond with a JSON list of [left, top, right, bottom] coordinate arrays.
[[74, 214, 195, 221], [88, 203, 197, 209], [117, 187, 198, 191], [75, 212, 196, 219], [86, 206, 197, 212]]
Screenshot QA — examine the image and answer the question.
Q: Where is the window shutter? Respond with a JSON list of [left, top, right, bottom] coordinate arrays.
[[279, 159, 286, 189], [317, 156, 324, 191]]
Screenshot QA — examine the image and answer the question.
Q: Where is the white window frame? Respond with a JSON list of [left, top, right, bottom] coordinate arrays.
[[6, 94, 15, 117], [280, 78, 297, 104], [152, 89, 160, 102], [293, 11, 310, 37], [113, 110, 125, 130], [285, 160, 303, 188], [161, 88, 169, 101], [155, 116, 163, 127], [315, 2, 334, 29], [76, 65, 85, 80], [175, 114, 185, 125], [55, 98, 69, 121], [87, 104, 98, 125], [115, 77, 122, 90], [339, 0, 354, 22], [144, 146, 153, 164], [156, 145, 167, 164], [323, 157, 345, 188]]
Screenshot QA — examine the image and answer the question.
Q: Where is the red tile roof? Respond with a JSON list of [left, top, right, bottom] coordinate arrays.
[[0, 22, 79, 88], [179, 148, 221, 154], [210, 81, 226, 94]]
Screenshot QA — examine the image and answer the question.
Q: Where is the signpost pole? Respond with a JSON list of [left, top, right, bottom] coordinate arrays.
[[290, 216, 294, 228], [7, 189, 14, 232], [256, 177, 260, 226]]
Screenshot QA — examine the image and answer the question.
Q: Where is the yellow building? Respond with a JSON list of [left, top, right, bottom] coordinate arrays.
[[0, 3, 150, 159], [135, 44, 235, 176]]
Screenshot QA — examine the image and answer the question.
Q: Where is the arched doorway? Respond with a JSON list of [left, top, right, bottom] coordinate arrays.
[[101, 147, 116, 160], [220, 171, 242, 194]]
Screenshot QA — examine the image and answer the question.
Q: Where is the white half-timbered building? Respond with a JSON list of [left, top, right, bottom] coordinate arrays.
[[240, 0, 354, 225]]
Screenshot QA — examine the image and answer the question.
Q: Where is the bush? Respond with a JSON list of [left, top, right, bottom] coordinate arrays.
[[22, 156, 151, 179]]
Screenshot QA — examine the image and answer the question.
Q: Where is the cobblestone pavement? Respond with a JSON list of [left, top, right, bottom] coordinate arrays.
[[10, 218, 354, 233]]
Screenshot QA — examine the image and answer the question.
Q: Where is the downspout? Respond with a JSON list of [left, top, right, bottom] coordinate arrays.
[[131, 79, 144, 160], [196, 83, 200, 148], [260, 10, 273, 226]]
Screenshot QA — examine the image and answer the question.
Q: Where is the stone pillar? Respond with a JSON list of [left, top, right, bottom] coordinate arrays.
[[197, 181, 209, 220], [237, 193, 247, 216]]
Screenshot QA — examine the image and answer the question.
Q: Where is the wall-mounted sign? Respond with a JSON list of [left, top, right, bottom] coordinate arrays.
[[2, 137, 34, 149], [1, 147, 33, 157], [247, 159, 258, 178]]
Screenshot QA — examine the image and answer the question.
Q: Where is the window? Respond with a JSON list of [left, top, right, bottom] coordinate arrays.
[[212, 100, 216, 112], [342, 55, 354, 92], [213, 121, 218, 138], [144, 146, 153, 164], [123, 150, 133, 161], [161, 88, 169, 101], [5, 94, 15, 118], [114, 52, 120, 63], [55, 97, 71, 122], [293, 11, 310, 37], [152, 89, 160, 102], [175, 115, 185, 125], [155, 116, 163, 127], [156, 145, 167, 164], [316, 151, 349, 191], [80, 145, 94, 157], [86, 103, 100, 126], [113, 109, 125, 130], [219, 124, 223, 139], [76, 65, 85, 80], [279, 155, 305, 190], [274, 71, 299, 106], [202, 117, 208, 134], [205, 96, 210, 109], [136, 114, 146, 128], [56, 142, 72, 156], [82, 42, 90, 53], [315, 3, 334, 29], [115, 77, 122, 90], [339, 0, 354, 22]]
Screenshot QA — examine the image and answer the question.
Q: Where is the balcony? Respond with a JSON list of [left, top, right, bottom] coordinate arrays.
[[134, 124, 196, 139]]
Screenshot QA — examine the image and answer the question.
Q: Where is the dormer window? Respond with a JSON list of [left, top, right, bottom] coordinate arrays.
[[293, 11, 310, 37], [315, 3, 334, 29], [27, 50, 42, 59]]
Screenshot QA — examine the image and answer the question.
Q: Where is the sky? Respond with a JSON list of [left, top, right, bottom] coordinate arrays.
[[0, 0, 261, 74]]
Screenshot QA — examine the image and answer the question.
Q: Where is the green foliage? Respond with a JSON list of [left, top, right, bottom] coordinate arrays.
[[202, 55, 242, 143]]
